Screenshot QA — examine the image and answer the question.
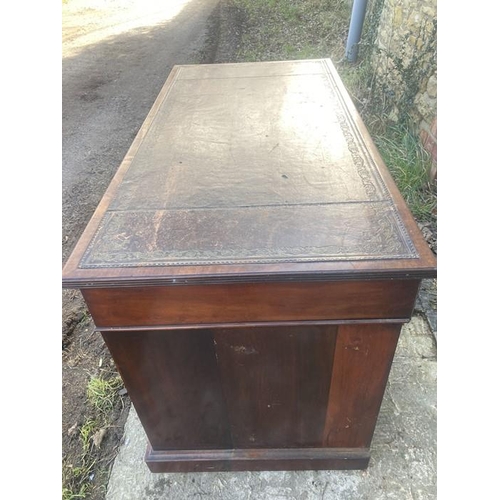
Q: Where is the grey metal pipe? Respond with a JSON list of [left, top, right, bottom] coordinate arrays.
[[345, 0, 369, 62]]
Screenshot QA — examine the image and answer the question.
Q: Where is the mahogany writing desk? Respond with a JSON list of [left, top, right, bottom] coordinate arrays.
[[62, 59, 436, 472]]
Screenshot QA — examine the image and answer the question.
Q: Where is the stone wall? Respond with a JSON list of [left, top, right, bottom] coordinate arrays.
[[369, 0, 437, 168]]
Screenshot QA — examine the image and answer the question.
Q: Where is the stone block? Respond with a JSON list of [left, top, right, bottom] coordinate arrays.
[[427, 73, 437, 98]]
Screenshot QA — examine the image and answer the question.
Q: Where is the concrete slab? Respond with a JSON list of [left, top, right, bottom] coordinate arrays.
[[106, 315, 436, 499]]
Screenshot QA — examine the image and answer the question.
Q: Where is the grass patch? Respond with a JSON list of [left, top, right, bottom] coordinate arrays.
[[374, 123, 437, 225], [79, 419, 99, 453], [87, 376, 122, 414], [62, 483, 90, 500], [231, 0, 351, 62], [63, 375, 124, 499], [62, 419, 97, 500]]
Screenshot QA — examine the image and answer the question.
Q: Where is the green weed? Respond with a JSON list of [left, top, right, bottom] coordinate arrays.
[[79, 419, 98, 453], [63, 375, 124, 499], [374, 123, 436, 224], [87, 376, 122, 414], [232, 0, 350, 62], [62, 437, 96, 500], [62, 484, 89, 500]]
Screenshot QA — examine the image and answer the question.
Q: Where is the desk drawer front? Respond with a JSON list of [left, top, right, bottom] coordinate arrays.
[[83, 280, 419, 328]]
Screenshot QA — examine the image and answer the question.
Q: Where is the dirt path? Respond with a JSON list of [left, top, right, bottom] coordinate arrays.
[[62, 1, 219, 497], [63, 0, 219, 262]]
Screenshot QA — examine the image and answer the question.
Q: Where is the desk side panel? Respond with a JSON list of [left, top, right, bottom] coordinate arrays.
[[213, 325, 337, 448], [323, 323, 402, 448], [102, 329, 233, 450]]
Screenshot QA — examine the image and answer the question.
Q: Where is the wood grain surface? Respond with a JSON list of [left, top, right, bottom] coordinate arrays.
[[82, 279, 420, 328]]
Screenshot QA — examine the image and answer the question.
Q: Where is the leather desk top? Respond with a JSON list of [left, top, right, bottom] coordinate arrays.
[[62, 59, 436, 288]]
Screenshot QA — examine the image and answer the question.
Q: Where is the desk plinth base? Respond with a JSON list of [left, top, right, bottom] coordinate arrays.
[[145, 445, 370, 472]]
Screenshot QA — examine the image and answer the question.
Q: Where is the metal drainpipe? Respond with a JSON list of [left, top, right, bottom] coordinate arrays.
[[345, 0, 369, 62]]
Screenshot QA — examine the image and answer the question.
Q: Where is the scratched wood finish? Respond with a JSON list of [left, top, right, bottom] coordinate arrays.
[[213, 325, 337, 448], [81, 279, 420, 328]]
